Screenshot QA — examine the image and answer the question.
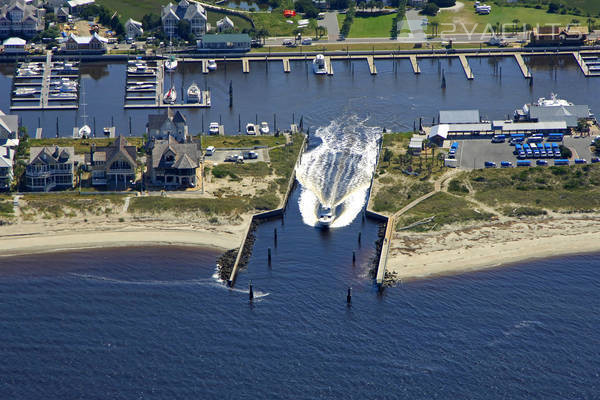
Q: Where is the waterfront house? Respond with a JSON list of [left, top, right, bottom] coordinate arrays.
[[66, 0, 95, 15], [161, 0, 207, 38], [0, 144, 14, 191], [0, 109, 18, 139], [148, 135, 201, 189], [125, 18, 143, 39], [88, 136, 137, 189], [0, 0, 45, 39], [197, 33, 251, 52], [146, 108, 188, 143], [2, 36, 26, 53], [25, 146, 74, 192], [64, 32, 107, 53], [216, 16, 234, 32], [530, 25, 588, 46]]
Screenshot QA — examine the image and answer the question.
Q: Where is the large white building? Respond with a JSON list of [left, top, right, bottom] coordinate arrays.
[[161, 0, 207, 38], [0, 0, 45, 38]]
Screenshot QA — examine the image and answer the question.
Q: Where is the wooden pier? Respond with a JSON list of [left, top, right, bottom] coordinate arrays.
[[573, 52, 591, 77], [201, 59, 209, 74], [366, 55, 377, 75], [242, 58, 250, 73], [514, 54, 531, 78], [282, 57, 291, 73], [410, 55, 420, 74], [35, 128, 42, 139], [325, 56, 333, 75], [459, 54, 474, 80]]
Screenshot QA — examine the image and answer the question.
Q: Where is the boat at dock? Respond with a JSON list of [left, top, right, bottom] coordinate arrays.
[[246, 123, 256, 135], [164, 86, 177, 104], [209, 122, 220, 135], [259, 121, 269, 135], [313, 54, 327, 75], [165, 55, 178, 71], [127, 64, 155, 75], [207, 59, 217, 71], [514, 93, 573, 121], [16, 67, 41, 77], [128, 83, 155, 90], [186, 82, 201, 103], [14, 87, 38, 97]]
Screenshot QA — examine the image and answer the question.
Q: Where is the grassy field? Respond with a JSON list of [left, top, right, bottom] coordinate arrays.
[[200, 135, 286, 148], [395, 192, 493, 231], [0, 199, 13, 218], [22, 194, 125, 218], [96, 0, 163, 20], [268, 134, 304, 194], [28, 138, 144, 155], [336, 13, 397, 38], [428, 1, 579, 34], [211, 162, 271, 179], [129, 196, 252, 215], [449, 164, 600, 212], [253, 9, 303, 36]]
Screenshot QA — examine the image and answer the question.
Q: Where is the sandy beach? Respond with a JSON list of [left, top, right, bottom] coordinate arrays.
[[386, 213, 600, 282], [0, 214, 250, 257]]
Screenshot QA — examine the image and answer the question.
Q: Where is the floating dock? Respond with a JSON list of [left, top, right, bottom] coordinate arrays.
[[514, 54, 531, 78], [459, 54, 474, 80], [283, 58, 291, 73], [410, 55, 420, 74], [366, 56, 377, 75]]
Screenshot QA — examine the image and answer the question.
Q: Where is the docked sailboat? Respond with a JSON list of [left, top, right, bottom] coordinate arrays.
[[76, 83, 91, 139], [165, 55, 178, 71], [312, 54, 327, 75], [187, 82, 201, 103], [164, 86, 177, 104]]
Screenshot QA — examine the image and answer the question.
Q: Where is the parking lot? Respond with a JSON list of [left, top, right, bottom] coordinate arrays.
[[451, 136, 595, 170], [205, 148, 268, 164]]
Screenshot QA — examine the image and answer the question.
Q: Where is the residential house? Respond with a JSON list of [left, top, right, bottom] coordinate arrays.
[[2, 36, 26, 53], [0, 109, 18, 139], [161, 0, 207, 38], [88, 136, 137, 189], [0, 0, 45, 38], [148, 135, 201, 188], [55, 7, 69, 22], [146, 108, 188, 143], [64, 32, 107, 52], [125, 18, 143, 39], [25, 146, 74, 192], [216, 16, 234, 32], [0, 144, 14, 191], [530, 25, 588, 46], [66, 0, 94, 14], [197, 33, 251, 51]]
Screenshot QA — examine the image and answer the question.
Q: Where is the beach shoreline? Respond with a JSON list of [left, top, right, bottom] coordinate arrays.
[[385, 214, 600, 283]]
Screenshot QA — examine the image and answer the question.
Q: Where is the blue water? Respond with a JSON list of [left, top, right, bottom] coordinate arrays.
[[1, 185, 599, 398]]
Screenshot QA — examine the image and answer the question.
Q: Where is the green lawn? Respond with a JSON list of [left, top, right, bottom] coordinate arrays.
[[252, 9, 304, 36], [428, 1, 581, 34], [199, 135, 286, 148], [96, 0, 163, 20], [337, 13, 398, 38]]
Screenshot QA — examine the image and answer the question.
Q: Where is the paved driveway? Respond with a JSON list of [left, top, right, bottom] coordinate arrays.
[[321, 12, 340, 41]]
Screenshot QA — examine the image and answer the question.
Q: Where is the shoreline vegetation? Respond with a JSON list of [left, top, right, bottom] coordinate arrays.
[[0, 134, 304, 264], [369, 132, 600, 283]]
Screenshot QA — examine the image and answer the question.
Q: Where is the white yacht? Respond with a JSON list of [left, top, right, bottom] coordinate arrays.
[[514, 93, 573, 121], [317, 205, 334, 228], [187, 82, 201, 103], [246, 123, 256, 135], [207, 59, 217, 71], [312, 54, 327, 75], [209, 122, 220, 135], [259, 121, 270, 135], [164, 86, 177, 104], [14, 87, 37, 97]]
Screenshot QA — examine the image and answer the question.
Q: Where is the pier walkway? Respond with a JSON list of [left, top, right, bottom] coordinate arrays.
[[459, 54, 473, 80], [242, 58, 250, 73], [573, 52, 591, 77], [514, 54, 531, 78], [283, 57, 291, 73], [41, 52, 52, 108], [366, 56, 377, 75], [409, 55, 420, 74]]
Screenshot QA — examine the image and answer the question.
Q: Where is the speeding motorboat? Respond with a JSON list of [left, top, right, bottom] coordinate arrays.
[[259, 121, 270, 135], [246, 123, 256, 135], [312, 54, 327, 75], [317, 205, 334, 228]]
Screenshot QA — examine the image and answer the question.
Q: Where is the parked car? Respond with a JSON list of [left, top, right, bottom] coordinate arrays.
[[491, 135, 506, 143], [484, 161, 496, 168], [243, 151, 258, 159], [283, 39, 294, 46], [225, 154, 244, 163], [301, 38, 312, 45]]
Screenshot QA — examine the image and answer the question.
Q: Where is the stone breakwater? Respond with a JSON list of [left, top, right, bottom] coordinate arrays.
[[216, 220, 258, 281], [370, 222, 386, 280]]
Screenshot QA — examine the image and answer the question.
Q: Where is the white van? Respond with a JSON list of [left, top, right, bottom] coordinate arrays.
[[205, 146, 215, 156]]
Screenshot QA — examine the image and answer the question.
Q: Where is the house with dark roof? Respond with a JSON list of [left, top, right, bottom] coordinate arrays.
[[88, 136, 137, 189], [0, 0, 45, 38], [217, 16, 234, 32], [64, 32, 107, 53], [148, 135, 201, 189], [161, 0, 207, 38], [25, 146, 74, 192], [147, 108, 188, 143]]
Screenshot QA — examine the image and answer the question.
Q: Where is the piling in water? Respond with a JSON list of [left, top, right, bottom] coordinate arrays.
[[268, 247, 272, 264], [274, 228, 277, 244], [353, 251, 356, 264], [249, 281, 254, 301], [347, 287, 352, 304], [358, 232, 361, 245]]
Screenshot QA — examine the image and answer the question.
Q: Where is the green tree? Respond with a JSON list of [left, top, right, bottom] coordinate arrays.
[[177, 19, 193, 41], [421, 3, 438, 17], [512, 18, 519, 32]]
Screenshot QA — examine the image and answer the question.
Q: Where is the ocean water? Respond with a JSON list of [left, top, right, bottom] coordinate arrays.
[[1, 186, 599, 399]]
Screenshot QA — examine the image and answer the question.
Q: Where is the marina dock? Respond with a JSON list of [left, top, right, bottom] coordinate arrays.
[[283, 58, 291, 73], [514, 54, 531, 78], [202, 59, 209, 74], [573, 52, 591, 76], [366, 56, 377, 75], [410, 55, 420, 74], [459, 55, 474, 80], [325, 56, 333, 75], [242, 58, 250, 73]]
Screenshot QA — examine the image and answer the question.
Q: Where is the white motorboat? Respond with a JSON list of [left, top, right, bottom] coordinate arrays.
[[56, 81, 78, 93], [209, 122, 220, 135], [535, 93, 572, 107], [165, 55, 178, 71], [246, 123, 256, 135], [77, 124, 91, 139], [259, 121, 270, 135], [187, 82, 201, 103], [317, 205, 333, 228], [128, 83, 155, 90], [103, 127, 111, 136], [164, 86, 177, 104], [17, 68, 41, 77], [50, 92, 77, 99], [127, 64, 155, 75], [14, 87, 37, 97], [312, 54, 327, 75], [207, 59, 217, 71]]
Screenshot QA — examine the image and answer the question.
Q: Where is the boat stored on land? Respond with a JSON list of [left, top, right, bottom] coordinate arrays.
[[259, 121, 269, 135]]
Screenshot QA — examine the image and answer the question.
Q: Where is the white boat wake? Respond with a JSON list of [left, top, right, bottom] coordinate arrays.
[[295, 116, 381, 228]]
